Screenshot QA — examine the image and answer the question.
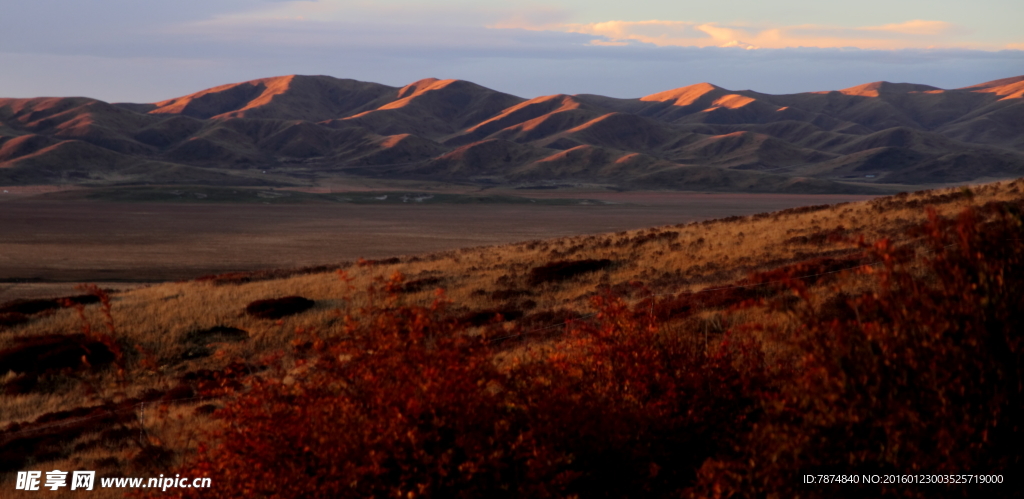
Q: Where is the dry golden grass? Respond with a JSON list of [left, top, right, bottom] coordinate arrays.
[[2, 178, 1022, 490]]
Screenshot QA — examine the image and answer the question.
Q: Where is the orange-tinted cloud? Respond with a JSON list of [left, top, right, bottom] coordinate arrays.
[[862, 20, 956, 36], [513, 18, 1007, 50]]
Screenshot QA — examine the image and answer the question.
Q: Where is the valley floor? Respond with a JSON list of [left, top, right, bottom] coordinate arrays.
[[0, 189, 874, 300]]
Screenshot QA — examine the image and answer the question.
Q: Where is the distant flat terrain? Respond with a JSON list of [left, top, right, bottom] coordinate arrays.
[[0, 192, 874, 300]]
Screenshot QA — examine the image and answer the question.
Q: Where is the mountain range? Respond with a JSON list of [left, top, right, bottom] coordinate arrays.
[[2, 74, 1023, 192]]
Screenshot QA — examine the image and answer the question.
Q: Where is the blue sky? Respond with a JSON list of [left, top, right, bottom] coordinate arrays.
[[1, 0, 1022, 101]]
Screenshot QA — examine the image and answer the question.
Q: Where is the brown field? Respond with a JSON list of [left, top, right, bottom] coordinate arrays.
[[0, 191, 874, 301]]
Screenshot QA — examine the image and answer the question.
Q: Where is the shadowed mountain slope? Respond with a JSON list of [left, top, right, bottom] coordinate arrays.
[[2, 74, 1023, 192]]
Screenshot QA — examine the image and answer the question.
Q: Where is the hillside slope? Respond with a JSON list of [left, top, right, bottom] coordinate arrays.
[[2, 179, 1023, 496]]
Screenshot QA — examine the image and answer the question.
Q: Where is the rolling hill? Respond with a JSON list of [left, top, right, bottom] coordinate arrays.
[[2, 74, 1023, 192]]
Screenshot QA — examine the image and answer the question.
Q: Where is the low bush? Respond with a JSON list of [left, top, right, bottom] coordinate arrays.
[[401, 276, 444, 293], [0, 298, 61, 316], [0, 334, 115, 375], [0, 312, 29, 329], [0, 294, 99, 316], [459, 307, 523, 326], [528, 259, 613, 286], [490, 288, 533, 301], [245, 296, 315, 319], [0, 294, 102, 331]]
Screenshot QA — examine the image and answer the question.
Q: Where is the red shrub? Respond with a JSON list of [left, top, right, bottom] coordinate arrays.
[[165, 281, 768, 498], [694, 205, 1024, 498]]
